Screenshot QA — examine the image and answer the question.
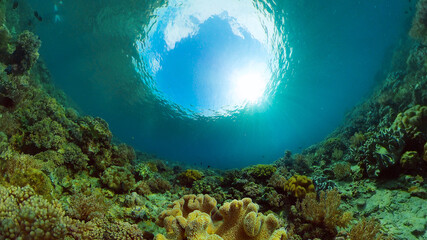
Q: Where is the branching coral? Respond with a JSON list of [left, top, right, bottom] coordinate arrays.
[[284, 175, 315, 198], [0, 185, 68, 239], [348, 218, 386, 240], [25, 117, 68, 152], [8, 30, 41, 75], [156, 194, 288, 240]]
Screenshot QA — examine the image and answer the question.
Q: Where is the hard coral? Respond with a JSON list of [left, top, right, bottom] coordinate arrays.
[[0, 185, 68, 239], [156, 194, 288, 240], [178, 169, 204, 187], [284, 175, 315, 198], [8, 167, 53, 197], [101, 166, 136, 193], [8, 30, 41, 75], [244, 164, 277, 180], [25, 117, 68, 152]]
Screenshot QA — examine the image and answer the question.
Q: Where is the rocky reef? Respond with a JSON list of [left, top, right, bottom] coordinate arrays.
[[0, 0, 427, 240]]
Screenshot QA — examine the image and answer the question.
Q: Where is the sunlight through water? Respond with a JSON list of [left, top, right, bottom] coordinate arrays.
[[134, 0, 279, 116]]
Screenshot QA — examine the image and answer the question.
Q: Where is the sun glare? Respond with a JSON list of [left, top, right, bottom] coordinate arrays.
[[230, 62, 269, 105]]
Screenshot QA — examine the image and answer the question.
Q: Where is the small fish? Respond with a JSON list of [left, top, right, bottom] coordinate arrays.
[[207, 165, 211, 168], [34, 11, 42, 22], [12, 1, 18, 9]]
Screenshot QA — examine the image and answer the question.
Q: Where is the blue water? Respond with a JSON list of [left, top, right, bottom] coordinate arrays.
[[28, 0, 414, 168]]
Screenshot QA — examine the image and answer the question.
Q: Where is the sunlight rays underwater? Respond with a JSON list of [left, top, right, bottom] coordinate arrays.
[[134, 0, 283, 116]]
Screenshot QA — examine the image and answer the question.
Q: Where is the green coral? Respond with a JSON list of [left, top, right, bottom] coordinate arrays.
[[244, 164, 277, 179], [178, 169, 204, 187], [8, 168, 53, 197], [59, 143, 89, 170], [26, 117, 68, 152], [0, 185, 67, 239], [135, 162, 156, 179], [101, 166, 135, 193], [8, 30, 41, 75]]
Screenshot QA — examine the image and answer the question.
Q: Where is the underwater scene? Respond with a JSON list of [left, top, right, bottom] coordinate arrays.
[[0, 0, 427, 239]]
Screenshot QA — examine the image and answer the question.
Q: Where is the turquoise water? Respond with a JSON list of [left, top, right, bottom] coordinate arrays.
[[29, 0, 413, 168]]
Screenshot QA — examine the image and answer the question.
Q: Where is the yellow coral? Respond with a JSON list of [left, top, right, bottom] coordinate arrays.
[[156, 194, 288, 240], [178, 169, 204, 186], [391, 105, 427, 135], [8, 168, 53, 198], [284, 175, 315, 198]]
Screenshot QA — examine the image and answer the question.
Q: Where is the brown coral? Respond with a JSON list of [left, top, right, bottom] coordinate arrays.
[[295, 189, 352, 238], [348, 218, 386, 240], [156, 194, 288, 240]]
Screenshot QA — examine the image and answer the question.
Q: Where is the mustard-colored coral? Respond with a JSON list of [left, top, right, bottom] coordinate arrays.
[[156, 194, 288, 240], [8, 168, 53, 197], [178, 169, 204, 187], [245, 164, 277, 179], [284, 175, 315, 198], [391, 105, 427, 135]]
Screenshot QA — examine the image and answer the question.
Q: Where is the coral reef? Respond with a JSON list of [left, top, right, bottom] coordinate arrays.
[[410, 0, 427, 44], [8, 30, 41, 75], [0, 2, 426, 239]]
